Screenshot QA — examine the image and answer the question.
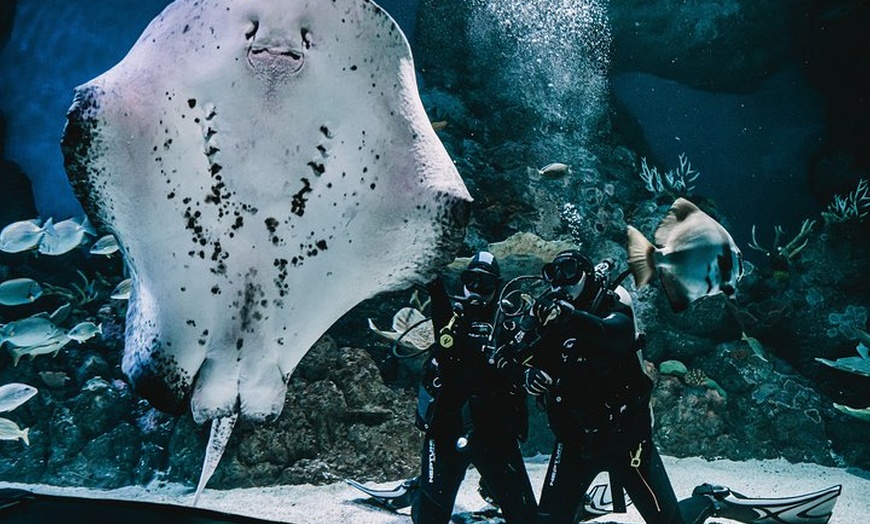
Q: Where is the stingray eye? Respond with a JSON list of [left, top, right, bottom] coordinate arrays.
[[245, 20, 259, 41], [301, 28, 312, 49]]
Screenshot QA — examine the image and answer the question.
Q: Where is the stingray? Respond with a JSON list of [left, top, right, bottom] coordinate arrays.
[[61, 0, 470, 501]]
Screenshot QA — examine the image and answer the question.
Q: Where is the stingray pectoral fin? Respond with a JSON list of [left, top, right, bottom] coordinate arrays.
[[626, 226, 657, 288], [122, 288, 206, 416]]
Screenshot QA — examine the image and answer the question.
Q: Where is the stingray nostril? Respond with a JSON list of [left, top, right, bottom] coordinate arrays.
[[245, 20, 259, 40], [301, 27, 312, 49]]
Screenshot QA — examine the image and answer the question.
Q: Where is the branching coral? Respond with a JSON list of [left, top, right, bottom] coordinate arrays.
[[747, 218, 816, 263], [822, 178, 869, 225], [638, 153, 700, 197]]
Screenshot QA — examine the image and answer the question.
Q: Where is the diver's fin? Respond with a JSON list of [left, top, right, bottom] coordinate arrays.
[[575, 483, 633, 521], [626, 225, 657, 288], [690, 483, 841, 524], [345, 476, 419, 512]]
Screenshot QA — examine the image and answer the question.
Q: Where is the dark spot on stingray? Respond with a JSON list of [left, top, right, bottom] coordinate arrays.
[[319, 125, 332, 138], [206, 145, 220, 157], [167, 191, 176, 199], [301, 28, 311, 49], [291, 178, 313, 217], [188, 98, 196, 108], [236, 338, 244, 350], [186, 319, 196, 326], [211, 285, 221, 295], [307, 161, 325, 176], [370, 183, 376, 190], [183, 24, 190, 34], [210, 163, 222, 176], [350, 65, 358, 71], [265, 217, 279, 233]]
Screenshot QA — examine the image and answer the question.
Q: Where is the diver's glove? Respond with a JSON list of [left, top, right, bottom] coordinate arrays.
[[523, 367, 553, 396], [534, 291, 570, 326]]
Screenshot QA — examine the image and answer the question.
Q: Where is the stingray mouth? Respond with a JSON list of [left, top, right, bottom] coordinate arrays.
[[247, 45, 305, 76]]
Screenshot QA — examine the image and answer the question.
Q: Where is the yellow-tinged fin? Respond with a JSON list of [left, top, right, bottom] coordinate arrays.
[[654, 197, 700, 246], [627, 225, 657, 287]]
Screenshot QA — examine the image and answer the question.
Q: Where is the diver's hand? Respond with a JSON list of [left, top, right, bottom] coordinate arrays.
[[534, 291, 568, 326], [523, 368, 553, 396]]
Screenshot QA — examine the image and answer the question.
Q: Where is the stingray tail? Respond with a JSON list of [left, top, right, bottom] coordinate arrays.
[[193, 413, 238, 506], [626, 226, 657, 288]]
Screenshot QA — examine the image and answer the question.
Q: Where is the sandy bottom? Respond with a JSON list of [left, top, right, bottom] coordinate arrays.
[[2, 455, 868, 523]]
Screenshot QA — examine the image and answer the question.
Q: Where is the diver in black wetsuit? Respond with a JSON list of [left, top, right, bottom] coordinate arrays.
[[499, 249, 688, 524], [411, 251, 538, 524]]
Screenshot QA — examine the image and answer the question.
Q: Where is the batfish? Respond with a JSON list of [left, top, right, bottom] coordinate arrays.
[[61, 0, 470, 501], [627, 197, 744, 312]]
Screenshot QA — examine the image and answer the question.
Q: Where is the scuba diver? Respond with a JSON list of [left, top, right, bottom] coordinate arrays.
[[348, 248, 841, 524], [408, 251, 537, 524], [492, 249, 841, 524]]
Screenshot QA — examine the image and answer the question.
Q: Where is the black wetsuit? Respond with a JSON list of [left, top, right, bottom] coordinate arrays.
[[522, 287, 687, 524], [411, 277, 537, 524]]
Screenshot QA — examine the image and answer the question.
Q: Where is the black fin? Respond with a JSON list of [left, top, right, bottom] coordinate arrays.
[[691, 483, 841, 524], [345, 477, 418, 512]]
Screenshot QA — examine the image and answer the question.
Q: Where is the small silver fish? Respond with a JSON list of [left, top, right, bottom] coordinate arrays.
[[38, 371, 71, 389], [0, 382, 38, 412], [627, 197, 744, 312], [741, 332, 769, 362], [7, 333, 72, 366], [110, 278, 132, 300], [67, 321, 103, 343], [0, 218, 46, 253], [89, 234, 120, 256], [38, 216, 96, 256], [0, 278, 43, 306], [0, 314, 65, 350], [0, 416, 29, 445], [528, 162, 572, 177]]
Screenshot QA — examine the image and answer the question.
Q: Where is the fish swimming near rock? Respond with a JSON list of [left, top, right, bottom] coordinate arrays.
[[38, 216, 96, 256], [0, 382, 38, 413], [527, 162, 572, 177], [61, 0, 470, 504], [368, 306, 434, 351], [627, 197, 744, 312], [0, 314, 66, 351], [67, 321, 103, 343], [88, 234, 120, 256], [0, 219, 47, 254], [0, 278, 43, 306], [7, 332, 72, 367], [110, 278, 132, 300], [0, 417, 29, 445]]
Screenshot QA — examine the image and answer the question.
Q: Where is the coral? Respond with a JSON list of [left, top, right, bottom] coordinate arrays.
[[826, 304, 868, 340], [747, 218, 816, 263], [822, 178, 869, 224], [659, 360, 688, 377], [638, 153, 700, 197], [684, 368, 708, 387]]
